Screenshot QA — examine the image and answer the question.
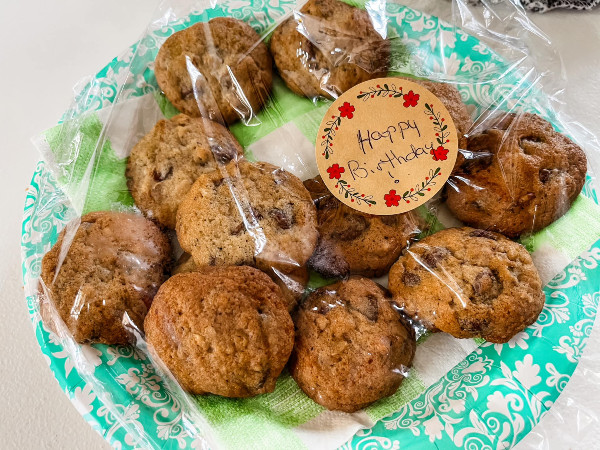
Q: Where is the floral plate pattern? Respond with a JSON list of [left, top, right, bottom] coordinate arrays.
[[21, 1, 600, 449]]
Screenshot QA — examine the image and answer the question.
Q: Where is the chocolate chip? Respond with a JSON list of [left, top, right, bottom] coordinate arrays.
[[208, 256, 217, 266], [250, 207, 263, 221], [212, 178, 224, 188], [308, 239, 349, 278], [349, 294, 379, 322], [269, 208, 293, 229], [458, 317, 489, 333], [402, 272, 421, 287], [209, 142, 238, 164], [315, 301, 332, 315], [272, 168, 288, 185], [331, 214, 368, 241], [303, 176, 325, 193], [471, 268, 503, 303], [181, 87, 194, 99], [539, 168, 552, 183], [231, 223, 244, 235], [421, 248, 448, 269], [152, 166, 173, 182], [469, 201, 484, 211], [469, 229, 497, 240], [222, 77, 233, 90]]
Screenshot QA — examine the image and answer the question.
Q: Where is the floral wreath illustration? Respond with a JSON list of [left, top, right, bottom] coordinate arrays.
[[321, 82, 451, 208]]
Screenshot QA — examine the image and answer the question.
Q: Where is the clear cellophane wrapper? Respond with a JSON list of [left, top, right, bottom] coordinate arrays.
[[26, 0, 600, 448]]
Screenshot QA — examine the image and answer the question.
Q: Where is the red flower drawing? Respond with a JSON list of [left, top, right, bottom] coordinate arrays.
[[384, 189, 401, 207], [402, 90, 420, 108], [338, 102, 355, 119], [431, 146, 449, 161], [327, 164, 345, 180]]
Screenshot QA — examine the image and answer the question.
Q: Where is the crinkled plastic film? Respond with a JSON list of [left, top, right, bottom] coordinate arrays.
[[24, 0, 600, 448]]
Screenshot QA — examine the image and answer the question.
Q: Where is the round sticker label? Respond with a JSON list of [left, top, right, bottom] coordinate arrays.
[[315, 78, 458, 215]]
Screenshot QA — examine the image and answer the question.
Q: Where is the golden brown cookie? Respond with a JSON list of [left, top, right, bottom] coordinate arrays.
[[290, 277, 416, 412], [172, 252, 308, 312], [176, 160, 318, 273], [270, 0, 389, 99], [155, 17, 273, 124], [446, 113, 587, 237], [388, 227, 545, 343], [40, 211, 171, 344], [126, 114, 243, 228], [144, 267, 294, 397], [304, 176, 422, 278]]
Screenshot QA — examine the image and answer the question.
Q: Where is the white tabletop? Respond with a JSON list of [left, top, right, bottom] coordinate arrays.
[[1, 1, 599, 449]]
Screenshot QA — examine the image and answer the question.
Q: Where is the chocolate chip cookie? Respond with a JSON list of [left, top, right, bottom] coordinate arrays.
[[304, 176, 422, 278], [126, 114, 243, 228], [172, 252, 308, 312], [446, 113, 587, 237], [155, 17, 273, 124], [388, 227, 545, 343], [270, 0, 389, 99], [290, 277, 416, 412], [144, 267, 294, 397], [176, 160, 318, 273], [40, 212, 171, 344]]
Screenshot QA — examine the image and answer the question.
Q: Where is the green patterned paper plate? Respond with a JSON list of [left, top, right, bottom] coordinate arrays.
[[21, 1, 600, 448]]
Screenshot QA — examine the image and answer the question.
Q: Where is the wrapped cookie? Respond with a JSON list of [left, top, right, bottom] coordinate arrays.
[[27, 0, 600, 447], [290, 277, 416, 412], [388, 227, 545, 343], [40, 212, 172, 344], [447, 113, 587, 237]]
